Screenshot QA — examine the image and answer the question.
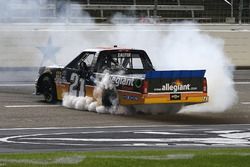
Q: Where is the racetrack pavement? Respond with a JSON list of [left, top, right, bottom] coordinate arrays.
[[0, 124, 250, 153], [0, 70, 249, 152]]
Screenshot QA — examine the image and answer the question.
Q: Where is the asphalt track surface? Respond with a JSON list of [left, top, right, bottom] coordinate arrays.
[[0, 70, 249, 152]]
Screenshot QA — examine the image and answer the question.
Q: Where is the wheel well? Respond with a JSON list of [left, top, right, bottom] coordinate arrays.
[[102, 88, 118, 107], [37, 73, 54, 94]]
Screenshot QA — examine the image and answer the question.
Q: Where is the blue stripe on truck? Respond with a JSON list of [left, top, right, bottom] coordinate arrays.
[[146, 70, 206, 79]]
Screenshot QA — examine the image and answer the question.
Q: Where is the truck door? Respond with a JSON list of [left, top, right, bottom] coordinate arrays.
[[63, 52, 96, 97]]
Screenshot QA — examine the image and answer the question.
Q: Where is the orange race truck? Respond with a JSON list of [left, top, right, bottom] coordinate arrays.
[[35, 47, 208, 111]]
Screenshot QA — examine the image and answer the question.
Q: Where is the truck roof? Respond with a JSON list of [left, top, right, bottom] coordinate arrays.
[[83, 47, 141, 53]]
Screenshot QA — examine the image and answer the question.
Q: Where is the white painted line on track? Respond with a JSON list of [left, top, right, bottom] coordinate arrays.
[[7, 136, 250, 145], [0, 124, 249, 131], [5, 104, 61, 108], [134, 131, 180, 135], [0, 125, 184, 131], [241, 102, 250, 105], [235, 82, 250, 85], [1, 29, 249, 32]]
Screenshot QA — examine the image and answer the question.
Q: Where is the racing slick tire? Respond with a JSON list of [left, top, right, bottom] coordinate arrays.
[[41, 76, 57, 103], [102, 88, 118, 107]]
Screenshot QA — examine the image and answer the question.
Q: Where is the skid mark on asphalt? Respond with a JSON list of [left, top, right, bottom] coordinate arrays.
[[4, 104, 61, 108]]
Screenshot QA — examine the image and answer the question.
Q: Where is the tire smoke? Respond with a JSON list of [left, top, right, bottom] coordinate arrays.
[[61, 22, 238, 113], [0, 1, 238, 113], [62, 73, 122, 114], [159, 23, 238, 112], [110, 22, 238, 112]]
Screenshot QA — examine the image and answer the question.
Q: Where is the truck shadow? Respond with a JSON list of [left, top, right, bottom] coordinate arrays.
[[123, 111, 250, 125]]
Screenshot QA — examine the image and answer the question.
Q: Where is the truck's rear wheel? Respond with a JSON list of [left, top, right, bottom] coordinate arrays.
[[102, 88, 118, 107], [42, 76, 57, 103]]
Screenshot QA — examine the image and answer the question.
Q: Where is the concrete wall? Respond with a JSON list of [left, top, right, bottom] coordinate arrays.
[[209, 31, 250, 67], [0, 24, 249, 68]]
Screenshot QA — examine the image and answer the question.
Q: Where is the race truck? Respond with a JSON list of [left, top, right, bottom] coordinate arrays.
[[35, 47, 208, 112]]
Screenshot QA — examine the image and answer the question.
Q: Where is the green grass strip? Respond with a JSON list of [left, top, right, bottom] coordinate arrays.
[[0, 148, 250, 167]]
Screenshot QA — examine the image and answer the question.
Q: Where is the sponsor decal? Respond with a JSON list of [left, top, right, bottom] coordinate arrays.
[[95, 74, 135, 87], [134, 79, 142, 88], [162, 84, 191, 92], [162, 80, 190, 92], [170, 94, 181, 100], [153, 79, 200, 92], [110, 76, 134, 87], [118, 52, 131, 58], [121, 85, 134, 91], [123, 95, 138, 101]]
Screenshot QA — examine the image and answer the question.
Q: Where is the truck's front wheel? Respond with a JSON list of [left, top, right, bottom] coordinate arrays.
[[41, 76, 57, 103]]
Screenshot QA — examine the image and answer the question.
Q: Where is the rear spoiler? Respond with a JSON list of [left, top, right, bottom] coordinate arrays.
[[145, 70, 206, 79]]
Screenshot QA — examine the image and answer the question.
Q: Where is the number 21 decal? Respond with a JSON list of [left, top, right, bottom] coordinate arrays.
[[69, 73, 85, 97]]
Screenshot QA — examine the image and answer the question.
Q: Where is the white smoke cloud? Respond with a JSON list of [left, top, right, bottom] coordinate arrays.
[[61, 21, 237, 113], [62, 73, 122, 114], [107, 22, 238, 112], [0, 1, 238, 113], [158, 23, 238, 112]]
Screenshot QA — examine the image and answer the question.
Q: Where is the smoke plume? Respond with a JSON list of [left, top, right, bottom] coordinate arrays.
[[162, 23, 238, 112], [108, 22, 238, 112], [0, 1, 238, 113], [62, 73, 122, 114], [53, 13, 238, 113]]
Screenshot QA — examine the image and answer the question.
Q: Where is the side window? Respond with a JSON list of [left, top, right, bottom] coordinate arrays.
[[132, 57, 143, 69], [83, 53, 95, 66], [66, 52, 96, 69], [96, 55, 109, 72]]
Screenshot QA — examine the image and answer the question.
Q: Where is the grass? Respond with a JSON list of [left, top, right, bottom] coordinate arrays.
[[0, 148, 250, 167]]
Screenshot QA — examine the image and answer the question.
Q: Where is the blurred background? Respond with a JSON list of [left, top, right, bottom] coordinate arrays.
[[0, 0, 249, 82], [0, 0, 248, 24]]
